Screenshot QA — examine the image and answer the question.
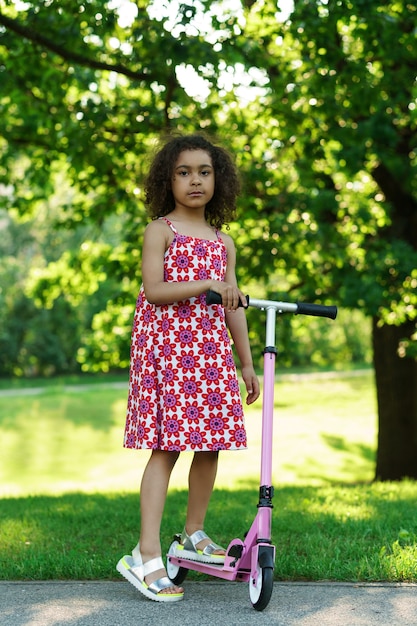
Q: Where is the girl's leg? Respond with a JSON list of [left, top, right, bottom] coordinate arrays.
[[185, 451, 224, 554], [139, 449, 182, 592]]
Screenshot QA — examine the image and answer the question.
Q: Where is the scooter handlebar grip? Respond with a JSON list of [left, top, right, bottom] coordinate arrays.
[[206, 289, 249, 308], [296, 302, 338, 320]]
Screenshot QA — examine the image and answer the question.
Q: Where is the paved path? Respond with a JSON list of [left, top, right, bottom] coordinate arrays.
[[1, 580, 416, 626]]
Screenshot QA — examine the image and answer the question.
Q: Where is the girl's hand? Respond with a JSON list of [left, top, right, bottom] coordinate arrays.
[[210, 281, 248, 311], [241, 365, 260, 405]]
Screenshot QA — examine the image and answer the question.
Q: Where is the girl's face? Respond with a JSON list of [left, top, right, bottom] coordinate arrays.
[[171, 149, 215, 211]]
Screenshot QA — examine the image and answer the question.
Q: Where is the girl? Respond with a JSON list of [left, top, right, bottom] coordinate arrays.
[[117, 133, 260, 602]]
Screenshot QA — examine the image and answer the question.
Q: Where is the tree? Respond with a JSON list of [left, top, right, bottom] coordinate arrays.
[[240, 0, 417, 480], [0, 0, 416, 479]]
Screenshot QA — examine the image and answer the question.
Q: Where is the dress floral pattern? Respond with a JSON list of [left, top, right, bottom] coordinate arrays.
[[123, 218, 247, 452]]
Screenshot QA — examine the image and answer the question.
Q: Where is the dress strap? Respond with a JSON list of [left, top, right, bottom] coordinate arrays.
[[159, 217, 178, 234]]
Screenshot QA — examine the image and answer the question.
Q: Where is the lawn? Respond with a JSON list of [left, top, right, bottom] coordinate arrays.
[[0, 370, 377, 496], [1, 370, 416, 582]]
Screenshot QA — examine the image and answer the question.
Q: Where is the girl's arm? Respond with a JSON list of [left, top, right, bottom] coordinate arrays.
[[142, 220, 246, 309], [222, 235, 260, 406], [227, 309, 260, 405]]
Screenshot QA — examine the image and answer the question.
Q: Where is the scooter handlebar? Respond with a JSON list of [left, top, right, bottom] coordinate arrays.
[[205, 289, 337, 319], [295, 302, 337, 320], [205, 290, 249, 307]]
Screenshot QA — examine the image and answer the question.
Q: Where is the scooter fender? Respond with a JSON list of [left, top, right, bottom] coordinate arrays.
[[251, 543, 275, 577]]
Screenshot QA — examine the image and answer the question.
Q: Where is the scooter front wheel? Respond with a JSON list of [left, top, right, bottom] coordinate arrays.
[[249, 564, 274, 611], [167, 540, 188, 585]]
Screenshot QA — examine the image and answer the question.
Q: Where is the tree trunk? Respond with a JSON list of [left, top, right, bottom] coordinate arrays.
[[373, 317, 417, 480]]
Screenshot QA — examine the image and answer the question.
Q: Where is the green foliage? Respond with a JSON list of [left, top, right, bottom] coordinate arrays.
[[0, 0, 417, 323], [245, 305, 371, 369], [237, 0, 417, 318], [0, 205, 139, 375]]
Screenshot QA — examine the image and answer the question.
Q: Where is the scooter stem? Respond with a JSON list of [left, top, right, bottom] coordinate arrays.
[[260, 348, 276, 488], [257, 307, 277, 540]]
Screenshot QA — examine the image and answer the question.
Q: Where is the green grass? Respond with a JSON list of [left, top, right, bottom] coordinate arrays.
[[0, 372, 128, 391], [1, 484, 416, 582], [0, 370, 377, 496], [1, 370, 416, 582]]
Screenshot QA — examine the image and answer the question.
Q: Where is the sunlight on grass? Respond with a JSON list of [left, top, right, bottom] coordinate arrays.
[[0, 371, 377, 496], [1, 482, 416, 582], [0, 388, 138, 495]]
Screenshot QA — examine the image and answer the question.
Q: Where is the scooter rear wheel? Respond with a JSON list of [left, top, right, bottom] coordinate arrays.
[[249, 564, 274, 611], [166, 540, 189, 585]]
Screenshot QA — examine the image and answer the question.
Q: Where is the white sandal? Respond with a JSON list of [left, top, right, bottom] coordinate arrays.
[[173, 529, 226, 565], [116, 543, 184, 602]]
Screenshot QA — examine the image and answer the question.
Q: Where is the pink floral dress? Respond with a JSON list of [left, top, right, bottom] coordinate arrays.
[[123, 218, 247, 452]]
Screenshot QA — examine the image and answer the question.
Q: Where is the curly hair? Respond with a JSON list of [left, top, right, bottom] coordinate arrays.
[[144, 133, 241, 230]]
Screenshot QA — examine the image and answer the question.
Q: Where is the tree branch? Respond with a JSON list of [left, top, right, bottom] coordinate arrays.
[[0, 11, 148, 82]]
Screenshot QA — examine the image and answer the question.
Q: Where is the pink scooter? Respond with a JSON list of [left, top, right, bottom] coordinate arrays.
[[167, 290, 337, 611]]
